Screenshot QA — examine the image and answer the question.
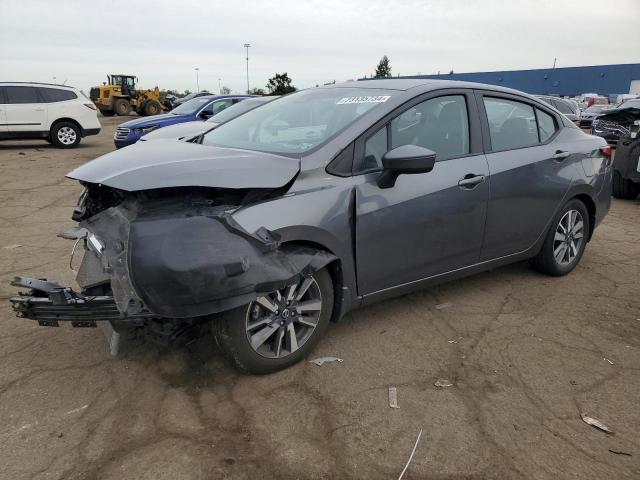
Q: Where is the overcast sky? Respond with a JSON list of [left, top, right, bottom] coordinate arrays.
[[1, 0, 638, 94]]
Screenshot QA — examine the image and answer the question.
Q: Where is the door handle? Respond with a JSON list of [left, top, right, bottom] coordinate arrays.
[[552, 150, 570, 160], [458, 174, 485, 189]]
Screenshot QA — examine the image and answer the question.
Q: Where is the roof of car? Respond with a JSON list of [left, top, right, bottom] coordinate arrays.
[[0, 82, 77, 90], [327, 78, 538, 97]]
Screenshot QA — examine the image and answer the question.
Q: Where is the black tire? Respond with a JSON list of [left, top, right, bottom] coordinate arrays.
[[213, 268, 334, 374], [113, 99, 132, 116], [612, 171, 640, 200], [532, 199, 590, 276], [50, 121, 81, 149], [99, 109, 115, 117], [144, 100, 161, 116]]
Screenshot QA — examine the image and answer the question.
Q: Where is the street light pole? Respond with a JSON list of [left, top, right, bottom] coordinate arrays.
[[218, 78, 222, 94], [244, 43, 251, 94], [195, 67, 200, 92]]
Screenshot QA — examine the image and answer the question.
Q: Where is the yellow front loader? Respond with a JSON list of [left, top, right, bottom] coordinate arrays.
[[89, 74, 167, 116]]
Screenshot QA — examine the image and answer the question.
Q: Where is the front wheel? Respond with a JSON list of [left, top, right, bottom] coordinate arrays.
[[532, 199, 590, 276], [213, 268, 334, 374]]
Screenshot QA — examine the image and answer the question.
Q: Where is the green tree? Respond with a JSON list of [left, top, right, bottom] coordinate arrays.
[[220, 86, 232, 95], [266, 73, 296, 95], [374, 55, 392, 78], [249, 87, 266, 96]]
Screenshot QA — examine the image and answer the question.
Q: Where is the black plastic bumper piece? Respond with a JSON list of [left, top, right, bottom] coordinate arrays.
[[9, 276, 148, 327]]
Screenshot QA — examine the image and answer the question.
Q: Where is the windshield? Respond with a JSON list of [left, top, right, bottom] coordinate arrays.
[[172, 97, 212, 115], [201, 88, 397, 155], [206, 97, 273, 124], [618, 99, 640, 109]]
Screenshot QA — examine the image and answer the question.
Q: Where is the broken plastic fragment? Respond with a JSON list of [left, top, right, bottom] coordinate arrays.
[[388, 387, 400, 409], [434, 378, 453, 388], [435, 302, 452, 310], [581, 414, 612, 433], [309, 356, 343, 366], [604, 358, 614, 365]]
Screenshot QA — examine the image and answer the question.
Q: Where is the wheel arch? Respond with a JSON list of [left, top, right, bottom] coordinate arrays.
[[280, 239, 345, 322], [49, 117, 84, 137], [569, 192, 596, 242]]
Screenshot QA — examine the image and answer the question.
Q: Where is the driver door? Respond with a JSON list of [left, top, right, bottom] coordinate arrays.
[[354, 90, 490, 297]]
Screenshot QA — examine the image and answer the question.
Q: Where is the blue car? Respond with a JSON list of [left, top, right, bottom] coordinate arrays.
[[113, 94, 254, 148]]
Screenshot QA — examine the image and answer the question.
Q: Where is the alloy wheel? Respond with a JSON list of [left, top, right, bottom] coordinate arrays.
[[553, 209, 584, 265], [57, 126, 77, 145], [245, 276, 322, 359]]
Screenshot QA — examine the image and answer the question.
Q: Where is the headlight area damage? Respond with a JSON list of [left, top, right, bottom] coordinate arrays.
[[10, 183, 335, 344]]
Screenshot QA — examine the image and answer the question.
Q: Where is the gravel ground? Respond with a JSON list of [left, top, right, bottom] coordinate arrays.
[[1, 117, 639, 480]]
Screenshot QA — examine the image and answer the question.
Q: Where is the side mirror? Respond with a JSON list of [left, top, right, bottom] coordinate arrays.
[[377, 145, 436, 189]]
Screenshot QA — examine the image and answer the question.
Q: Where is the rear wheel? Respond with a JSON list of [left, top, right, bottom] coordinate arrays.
[[213, 268, 334, 374], [50, 121, 81, 149], [612, 171, 640, 199], [532, 199, 590, 276], [113, 99, 132, 116]]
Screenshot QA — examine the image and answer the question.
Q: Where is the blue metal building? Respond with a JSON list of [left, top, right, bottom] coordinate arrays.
[[383, 63, 640, 97]]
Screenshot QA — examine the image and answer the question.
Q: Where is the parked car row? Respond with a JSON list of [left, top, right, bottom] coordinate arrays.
[[10, 79, 614, 373]]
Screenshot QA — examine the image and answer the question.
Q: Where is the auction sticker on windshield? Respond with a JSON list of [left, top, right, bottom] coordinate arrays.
[[337, 95, 391, 104]]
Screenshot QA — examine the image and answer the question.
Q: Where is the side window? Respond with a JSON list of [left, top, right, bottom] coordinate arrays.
[[363, 126, 387, 171], [5, 86, 40, 104], [390, 95, 469, 161], [211, 99, 233, 115], [483, 97, 538, 151], [0, 87, 6, 104], [536, 108, 557, 142], [39, 88, 77, 102]]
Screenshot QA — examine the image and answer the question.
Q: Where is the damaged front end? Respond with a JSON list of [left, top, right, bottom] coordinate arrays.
[[10, 183, 335, 341]]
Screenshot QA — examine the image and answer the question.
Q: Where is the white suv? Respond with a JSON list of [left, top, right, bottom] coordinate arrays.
[[0, 82, 101, 148]]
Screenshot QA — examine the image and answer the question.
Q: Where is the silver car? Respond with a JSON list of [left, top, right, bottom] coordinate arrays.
[[10, 80, 613, 373]]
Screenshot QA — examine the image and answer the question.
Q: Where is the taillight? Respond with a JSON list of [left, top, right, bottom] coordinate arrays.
[[600, 146, 612, 166], [84, 103, 97, 110]]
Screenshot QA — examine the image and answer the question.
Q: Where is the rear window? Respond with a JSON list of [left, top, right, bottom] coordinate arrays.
[[5, 86, 39, 104], [483, 97, 539, 150], [39, 87, 77, 102], [552, 99, 575, 115]]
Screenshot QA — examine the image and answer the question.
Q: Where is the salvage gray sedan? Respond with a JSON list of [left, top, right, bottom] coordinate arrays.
[[10, 80, 613, 373]]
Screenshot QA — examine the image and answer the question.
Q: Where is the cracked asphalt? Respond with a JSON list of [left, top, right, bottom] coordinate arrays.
[[1, 117, 639, 480]]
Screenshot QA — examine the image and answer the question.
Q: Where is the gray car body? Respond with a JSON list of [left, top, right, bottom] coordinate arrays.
[[68, 79, 612, 320]]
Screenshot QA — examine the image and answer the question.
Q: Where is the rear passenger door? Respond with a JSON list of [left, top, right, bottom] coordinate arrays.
[[355, 90, 490, 296], [477, 91, 574, 260], [4, 86, 47, 133]]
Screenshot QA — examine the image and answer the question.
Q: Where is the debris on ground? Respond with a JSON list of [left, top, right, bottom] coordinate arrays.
[[608, 448, 632, 456], [3, 244, 22, 249], [434, 302, 452, 310], [309, 356, 343, 366], [434, 378, 453, 388], [65, 404, 89, 416], [448, 340, 457, 344], [388, 387, 400, 409], [397, 429, 422, 480], [581, 414, 613, 433], [604, 358, 614, 365]]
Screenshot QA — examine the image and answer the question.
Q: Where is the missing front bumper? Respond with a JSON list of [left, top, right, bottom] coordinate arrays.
[[9, 276, 150, 327]]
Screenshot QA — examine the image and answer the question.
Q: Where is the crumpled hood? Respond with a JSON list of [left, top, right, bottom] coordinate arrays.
[[140, 121, 213, 141], [67, 141, 300, 192], [595, 107, 640, 125], [118, 113, 193, 129]]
